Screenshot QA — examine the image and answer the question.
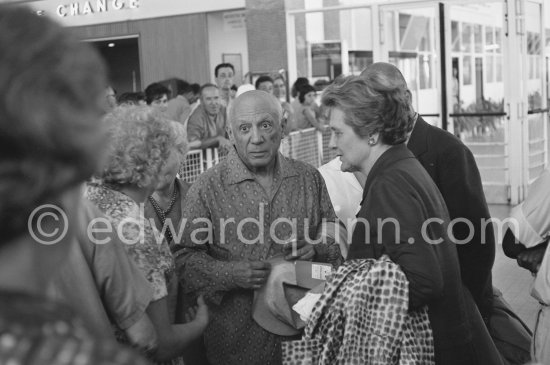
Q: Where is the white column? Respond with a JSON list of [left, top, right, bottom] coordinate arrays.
[[505, 0, 528, 204]]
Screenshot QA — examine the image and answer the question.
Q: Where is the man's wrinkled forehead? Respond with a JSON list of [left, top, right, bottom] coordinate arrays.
[[231, 91, 281, 122], [234, 111, 277, 124]]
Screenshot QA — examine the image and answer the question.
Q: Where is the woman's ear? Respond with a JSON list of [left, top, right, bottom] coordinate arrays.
[[367, 132, 380, 146]]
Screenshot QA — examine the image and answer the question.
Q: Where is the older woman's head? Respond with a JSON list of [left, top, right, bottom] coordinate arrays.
[[321, 75, 412, 173], [0, 5, 107, 245], [101, 106, 175, 191], [322, 75, 413, 145]]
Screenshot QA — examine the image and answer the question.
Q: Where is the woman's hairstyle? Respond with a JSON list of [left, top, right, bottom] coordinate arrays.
[[144, 82, 170, 104], [321, 75, 413, 145], [0, 5, 107, 243], [291, 77, 310, 98], [101, 106, 175, 189], [298, 84, 316, 104]]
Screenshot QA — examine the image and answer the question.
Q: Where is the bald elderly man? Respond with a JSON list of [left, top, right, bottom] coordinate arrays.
[[172, 91, 343, 365]]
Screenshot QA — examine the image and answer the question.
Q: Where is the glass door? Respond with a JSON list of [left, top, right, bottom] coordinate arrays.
[[286, 3, 374, 164], [287, 4, 374, 89], [525, 1, 547, 183], [447, 2, 508, 203], [381, 4, 440, 127]]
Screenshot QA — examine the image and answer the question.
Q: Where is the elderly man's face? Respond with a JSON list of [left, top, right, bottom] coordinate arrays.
[[229, 92, 284, 171], [201, 87, 221, 116]]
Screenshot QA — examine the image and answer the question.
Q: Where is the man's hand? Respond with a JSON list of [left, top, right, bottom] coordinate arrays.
[[283, 238, 316, 261], [232, 261, 271, 290], [517, 245, 547, 273]]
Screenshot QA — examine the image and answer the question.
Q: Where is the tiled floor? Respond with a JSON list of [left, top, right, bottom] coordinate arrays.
[[489, 204, 539, 330]]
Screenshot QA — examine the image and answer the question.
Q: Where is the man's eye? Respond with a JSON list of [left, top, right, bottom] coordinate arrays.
[[240, 125, 250, 133], [261, 122, 272, 129]]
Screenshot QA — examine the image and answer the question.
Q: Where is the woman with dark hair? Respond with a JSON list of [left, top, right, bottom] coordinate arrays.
[[290, 77, 310, 99], [321, 75, 503, 365], [145, 82, 170, 113], [293, 84, 323, 131]]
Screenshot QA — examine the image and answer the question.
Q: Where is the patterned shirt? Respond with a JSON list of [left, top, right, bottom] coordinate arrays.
[[172, 148, 342, 365], [86, 183, 174, 301]]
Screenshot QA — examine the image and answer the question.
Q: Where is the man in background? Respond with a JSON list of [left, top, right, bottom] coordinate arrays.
[[187, 83, 232, 150]]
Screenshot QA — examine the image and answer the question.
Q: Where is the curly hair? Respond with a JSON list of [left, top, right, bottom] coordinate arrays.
[[321, 75, 413, 145], [101, 106, 176, 189], [0, 5, 107, 243], [169, 120, 189, 163]]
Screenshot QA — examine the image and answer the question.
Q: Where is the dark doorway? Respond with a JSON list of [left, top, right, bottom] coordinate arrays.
[[89, 37, 141, 94]]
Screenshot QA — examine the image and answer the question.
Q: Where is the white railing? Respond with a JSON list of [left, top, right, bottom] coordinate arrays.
[[179, 127, 335, 183]]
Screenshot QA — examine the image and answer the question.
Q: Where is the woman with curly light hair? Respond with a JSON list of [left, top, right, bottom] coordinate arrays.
[[86, 106, 208, 364], [144, 121, 211, 364], [145, 121, 191, 247]]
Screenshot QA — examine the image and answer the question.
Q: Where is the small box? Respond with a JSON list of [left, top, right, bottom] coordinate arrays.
[[294, 261, 333, 289]]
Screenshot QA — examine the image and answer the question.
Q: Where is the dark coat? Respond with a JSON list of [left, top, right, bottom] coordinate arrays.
[[348, 144, 502, 365], [407, 116, 495, 319]]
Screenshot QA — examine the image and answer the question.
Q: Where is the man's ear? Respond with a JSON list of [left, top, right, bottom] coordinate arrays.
[[226, 125, 235, 143], [281, 110, 288, 135]]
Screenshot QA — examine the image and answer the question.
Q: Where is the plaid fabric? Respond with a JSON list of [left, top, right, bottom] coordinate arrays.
[[283, 256, 434, 365]]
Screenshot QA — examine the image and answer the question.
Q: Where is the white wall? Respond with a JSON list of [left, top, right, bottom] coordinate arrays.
[[207, 10, 249, 86]]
